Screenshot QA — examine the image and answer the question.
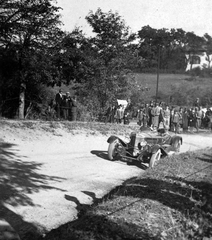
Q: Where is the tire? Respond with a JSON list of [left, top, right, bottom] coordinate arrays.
[[108, 141, 119, 160], [149, 149, 161, 168], [172, 139, 181, 152]]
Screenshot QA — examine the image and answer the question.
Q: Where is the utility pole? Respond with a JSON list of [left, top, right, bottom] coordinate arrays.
[[156, 46, 160, 103]]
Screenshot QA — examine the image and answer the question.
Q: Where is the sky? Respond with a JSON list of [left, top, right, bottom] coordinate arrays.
[[55, 0, 212, 37]]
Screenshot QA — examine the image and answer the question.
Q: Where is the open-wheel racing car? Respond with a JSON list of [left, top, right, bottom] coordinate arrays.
[[107, 131, 182, 168]]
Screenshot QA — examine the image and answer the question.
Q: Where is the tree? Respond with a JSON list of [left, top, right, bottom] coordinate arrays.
[[203, 33, 212, 68], [0, 0, 63, 118], [137, 26, 187, 71], [84, 8, 137, 109]]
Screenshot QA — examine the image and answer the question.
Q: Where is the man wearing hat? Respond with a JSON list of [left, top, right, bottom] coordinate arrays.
[[55, 89, 63, 119], [62, 92, 72, 120]]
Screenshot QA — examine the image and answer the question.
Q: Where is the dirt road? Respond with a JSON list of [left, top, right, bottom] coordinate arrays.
[[0, 121, 212, 237]]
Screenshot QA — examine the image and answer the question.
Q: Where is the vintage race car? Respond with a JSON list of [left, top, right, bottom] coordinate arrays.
[[107, 131, 182, 168]]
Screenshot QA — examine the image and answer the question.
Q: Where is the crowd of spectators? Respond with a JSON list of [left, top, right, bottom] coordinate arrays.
[[105, 98, 212, 133], [105, 100, 132, 125]]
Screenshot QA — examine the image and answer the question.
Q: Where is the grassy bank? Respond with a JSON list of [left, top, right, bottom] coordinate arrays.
[[0, 119, 139, 137], [43, 147, 212, 240], [134, 73, 212, 103]]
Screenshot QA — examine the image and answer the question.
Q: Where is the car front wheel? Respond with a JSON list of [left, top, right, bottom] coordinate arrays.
[[108, 141, 119, 160], [149, 149, 161, 168]]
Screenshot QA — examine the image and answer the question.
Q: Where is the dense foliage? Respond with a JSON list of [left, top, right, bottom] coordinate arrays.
[[0, 1, 212, 119], [0, 0, 63, 118]]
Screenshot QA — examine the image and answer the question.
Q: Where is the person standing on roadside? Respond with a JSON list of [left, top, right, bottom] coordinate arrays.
[[55, 89, 63, 119], [71, 96, 77, 121], [182, 107, 189, 132], [115, 105, 123, 124], [143, 105, 149, 128], [170, 106, 175, 132], [148, 101, 154, 128], [153, 102, 161, 130], [105, 103, 113, 123], [62, 92, 71, 120], [179, 107, 183, 132], [206, 108, 212, 131], [150, 102, 156, 130], [163, 105, 170, 132], [172, 109, 180, 134], [137, 106, 144, 126], [189, 108, 196, 132], [195, 106, 202, 132]]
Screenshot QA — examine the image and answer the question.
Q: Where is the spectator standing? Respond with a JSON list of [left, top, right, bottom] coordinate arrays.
[[163, 105, 170, 132], [148, 102, 154, 127], [189, 109, 196, 132], [115, 105, 123, 124], [55, 89, 63, 119], [111, 104, 116, 123], [179, 107, 183, 132], [150, 102, 156, 129], [172, 109, 180, 134], [153, 102, 161, 130], [71, 96, 77, 121], [137, 107, 144, 126], [182, 108, 189, 132], [145, 103, 150, 126], [201, 107, 207, 128], [206, 108, 212, 130], [158, 104, 164, 128], [62, 92, 71, 120], [205, 107, 211, 129], [123, 108, 130, 125], [195, 107, 202, 132], [143, 106, 149, 128], [170, 106, 175, 132], [105, 104, 113, 123]]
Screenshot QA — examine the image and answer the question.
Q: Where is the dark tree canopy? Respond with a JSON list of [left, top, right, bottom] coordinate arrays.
[[0, 0, 63, 118]]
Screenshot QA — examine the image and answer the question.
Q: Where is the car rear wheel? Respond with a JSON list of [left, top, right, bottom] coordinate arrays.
[[172, 139, 181, 152], [149, 149, 161, 168], [108, 141, 119, 160]]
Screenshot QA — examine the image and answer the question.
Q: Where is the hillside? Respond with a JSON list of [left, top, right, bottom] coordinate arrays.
[[134, 73, 212, 104]]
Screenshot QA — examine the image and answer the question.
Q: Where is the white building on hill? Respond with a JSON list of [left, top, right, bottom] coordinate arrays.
[[185, 50, 212, 71]]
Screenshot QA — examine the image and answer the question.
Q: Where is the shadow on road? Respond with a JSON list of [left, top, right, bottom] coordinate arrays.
[[91, 150, 147, 170], [0, 140, 66, 239], [65, 191, 102, 219], [90, 150, 109, 160]]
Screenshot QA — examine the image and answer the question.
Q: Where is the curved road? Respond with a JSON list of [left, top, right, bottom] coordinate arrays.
[[1, 126, 212, 237]]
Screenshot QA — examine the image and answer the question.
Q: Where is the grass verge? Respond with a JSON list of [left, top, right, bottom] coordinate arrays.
[[0, 119, 140, 137]]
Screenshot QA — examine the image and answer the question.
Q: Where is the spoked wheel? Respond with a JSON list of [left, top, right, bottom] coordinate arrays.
[[108, 141, 119, 160], [149, 149, 161, 168]]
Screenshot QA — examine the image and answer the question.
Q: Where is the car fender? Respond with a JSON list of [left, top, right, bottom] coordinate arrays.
[[151, 144, 168, 156], [170, 135, 183, 145], [107, 135, 127, 147]]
